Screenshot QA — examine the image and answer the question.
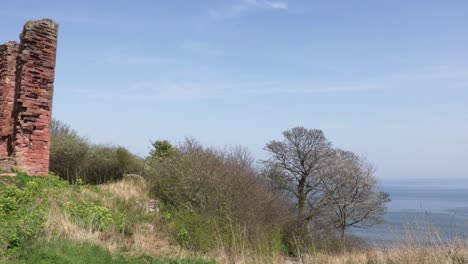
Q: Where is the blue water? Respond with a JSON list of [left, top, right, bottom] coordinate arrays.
[[351, 178, 468, 244]]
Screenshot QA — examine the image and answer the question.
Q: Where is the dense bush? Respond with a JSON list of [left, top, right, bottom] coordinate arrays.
[[145, 139, 293, 253], [50, 119, 144, 184]]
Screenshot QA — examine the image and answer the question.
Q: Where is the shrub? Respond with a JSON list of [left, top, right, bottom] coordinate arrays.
[[50, 119, 144, 184], [83, 145, 125, 184], [49, 119, 89, 183], [145, 139, 293, 253], [116, 147, 144, 175], [171, 210, 216, 252]]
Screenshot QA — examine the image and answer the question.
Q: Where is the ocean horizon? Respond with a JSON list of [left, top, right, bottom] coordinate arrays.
[[351, 177, 468, 244]]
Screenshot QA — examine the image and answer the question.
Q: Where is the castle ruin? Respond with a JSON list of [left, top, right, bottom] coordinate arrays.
[[0, 19, 58, 176]]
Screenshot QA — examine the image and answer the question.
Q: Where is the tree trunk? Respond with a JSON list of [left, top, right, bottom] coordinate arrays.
[[340, 206, 347, 250], [297, 175, 306, 227], [340, 223, 347, 251]]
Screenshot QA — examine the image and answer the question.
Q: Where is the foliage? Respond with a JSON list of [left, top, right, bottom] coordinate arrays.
[[0, 173, 70, 255], [170, 210, 216, 252], [148, 140, 175, 161], [146, 139, 292, 253], [49, 119, 89, 182], [83, 144, 125, 184], [66, 201, 114, 231], [117, 147, 144, 175], [0, 172, 188, 262], [0, 172, 195, 261], [50, 119, 144, 184], [5, 122, 395, 260]]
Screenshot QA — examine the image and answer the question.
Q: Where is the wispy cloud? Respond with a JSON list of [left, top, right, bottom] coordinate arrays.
[[129, 80, 220, 101], [70, 79, 368, 103], [209, 0, 288, 20], [120, 80, 368, 101], [245, 85, 368, 95], [112, 64, 468, 101], [104, 54, 158, 65], [244, 0, 289, 9]]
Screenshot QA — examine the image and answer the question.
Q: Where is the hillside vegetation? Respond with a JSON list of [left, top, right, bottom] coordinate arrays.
[[0, 120, 466, 263], [0, 173, 466, 264], [0, 172, 215, 263]]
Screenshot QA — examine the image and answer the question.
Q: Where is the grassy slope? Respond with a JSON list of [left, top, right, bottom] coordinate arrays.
[[0, 173, 214, 264], [0, 173, 467, 264]]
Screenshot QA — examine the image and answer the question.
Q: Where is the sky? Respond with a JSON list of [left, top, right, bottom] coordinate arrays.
[[1, 0, 467, 180]]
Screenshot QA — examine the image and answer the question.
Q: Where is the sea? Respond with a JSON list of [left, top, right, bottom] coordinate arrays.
[[351, 178, 468, 244]]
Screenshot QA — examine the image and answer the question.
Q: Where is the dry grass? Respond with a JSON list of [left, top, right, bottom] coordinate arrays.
[[299, 224, 468, 264], [201, 242, 468, 264], [98, 174, 148, 201], [44, 208, 100, 243], [302, 243, 468, 264], [209, 248, 277, 264], [130, 223, 180, 257], [41, 175, 191, 259], [202, 217, 468, 264]]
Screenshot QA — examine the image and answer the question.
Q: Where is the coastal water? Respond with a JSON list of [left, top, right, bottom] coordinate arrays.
[[351, 178, 468, 244]]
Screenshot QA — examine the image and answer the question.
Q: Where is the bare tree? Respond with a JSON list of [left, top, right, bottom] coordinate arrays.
[[263, 127, 334, 228], [321, 149, 391, 245]]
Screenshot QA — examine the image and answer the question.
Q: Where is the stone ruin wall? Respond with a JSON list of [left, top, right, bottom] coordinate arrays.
[[0, 19, 58, 176]]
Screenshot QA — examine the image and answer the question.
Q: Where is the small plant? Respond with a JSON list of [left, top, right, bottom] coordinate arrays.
[[0, 196, 17, 214], [6, 234, 21, 255], [66, 201, 114, 231], [162, 211, 172, 222], [76, 178, 85, 186]]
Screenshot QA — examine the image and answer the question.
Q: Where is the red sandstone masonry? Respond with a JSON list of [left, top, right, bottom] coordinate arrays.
[[0, 19, 58, 175], [0, 42, 19, 157]]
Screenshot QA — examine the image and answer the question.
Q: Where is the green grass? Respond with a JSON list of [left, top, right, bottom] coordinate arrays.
[[4, 240, 215, 264]]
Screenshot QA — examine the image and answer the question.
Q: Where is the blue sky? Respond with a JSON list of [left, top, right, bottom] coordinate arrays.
[[1, 0, 467, 179]]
